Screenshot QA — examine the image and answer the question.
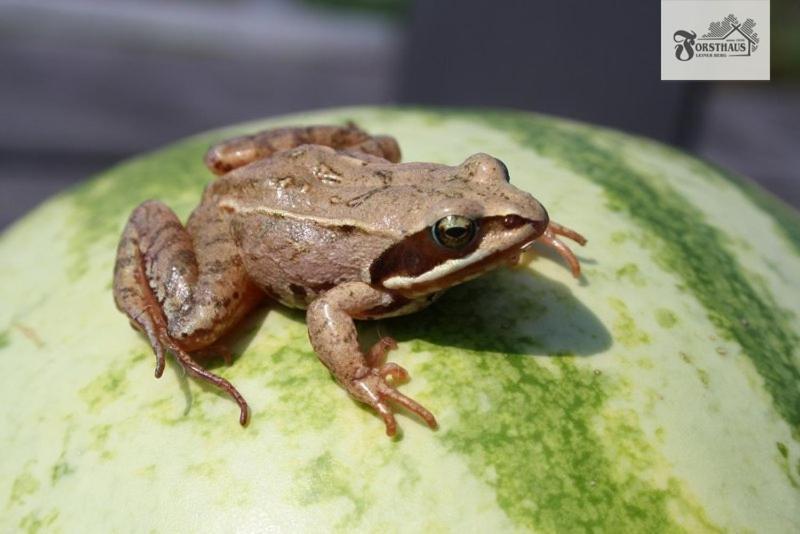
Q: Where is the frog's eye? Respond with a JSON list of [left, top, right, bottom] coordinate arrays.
[[432, 215, 477, 249]]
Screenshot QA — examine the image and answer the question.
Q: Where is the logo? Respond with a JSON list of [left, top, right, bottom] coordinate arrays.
[[661, 1, 769, 81], [673, 14, 760, 62]]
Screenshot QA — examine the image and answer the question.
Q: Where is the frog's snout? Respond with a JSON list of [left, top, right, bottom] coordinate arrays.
[[529, 213, 549, 239], [496, 212, 549, 254], [511, 191, 549, 238], [521, 200, 549, 241]]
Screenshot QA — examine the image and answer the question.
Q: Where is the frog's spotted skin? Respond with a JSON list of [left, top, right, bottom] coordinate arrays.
[[1, 107, 799, 533]]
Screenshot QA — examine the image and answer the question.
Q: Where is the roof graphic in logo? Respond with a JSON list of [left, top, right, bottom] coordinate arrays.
[[700, 14, 760, 55]]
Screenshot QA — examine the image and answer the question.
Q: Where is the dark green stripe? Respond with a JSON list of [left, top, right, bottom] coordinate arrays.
[[470, 110, 800, 436], [700, 160, 800, 255], [634, 138, 800, 256], [387, 271, 710, 532]]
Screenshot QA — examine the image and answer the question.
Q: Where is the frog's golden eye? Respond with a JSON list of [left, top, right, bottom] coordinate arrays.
[[432, 215, 477, 249]]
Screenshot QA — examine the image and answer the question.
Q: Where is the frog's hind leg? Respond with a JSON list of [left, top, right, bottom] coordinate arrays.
[[115, 223, 170, 378], [113, 200, 261, 425], [204, 123, 401, 175]]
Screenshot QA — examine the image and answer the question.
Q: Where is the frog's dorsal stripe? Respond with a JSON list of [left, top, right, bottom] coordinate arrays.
[[218, 200, 404, 239]]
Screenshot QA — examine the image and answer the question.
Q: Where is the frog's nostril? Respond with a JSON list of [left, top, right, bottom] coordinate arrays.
[[502, 214, 526, 229], [501, 214, 548, 237]]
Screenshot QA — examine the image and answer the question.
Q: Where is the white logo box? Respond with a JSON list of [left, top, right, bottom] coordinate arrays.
[[661, 0, 770, 80]]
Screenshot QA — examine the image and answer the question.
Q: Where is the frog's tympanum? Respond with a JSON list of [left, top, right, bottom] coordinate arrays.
[[113, 124, 586, 436]]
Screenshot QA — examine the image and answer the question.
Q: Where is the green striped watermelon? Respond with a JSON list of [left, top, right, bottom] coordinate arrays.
[[1, 107, 798, 533]]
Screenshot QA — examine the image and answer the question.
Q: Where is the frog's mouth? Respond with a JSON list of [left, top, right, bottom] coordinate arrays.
[[371, 215, 547, 297]]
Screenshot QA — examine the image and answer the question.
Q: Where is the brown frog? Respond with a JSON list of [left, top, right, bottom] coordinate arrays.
[[113, 123, 586, 436]]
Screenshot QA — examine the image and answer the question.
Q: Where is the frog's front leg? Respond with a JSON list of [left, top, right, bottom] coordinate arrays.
[[113, 200, 262, 425], [306, 282, 438, 437]]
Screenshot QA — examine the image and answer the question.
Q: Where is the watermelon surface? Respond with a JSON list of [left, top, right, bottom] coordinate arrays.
[[1, 107, 798, 533]]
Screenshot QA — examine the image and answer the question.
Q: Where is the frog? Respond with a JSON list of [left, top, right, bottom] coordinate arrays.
[[113, 123, 586, 436]]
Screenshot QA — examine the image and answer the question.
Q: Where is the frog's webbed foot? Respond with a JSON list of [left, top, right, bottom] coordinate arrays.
[[537, 221, 587, 278], [132, 309, 249, 425], [142, 314, 250, 426], [168, 339, 249, 426], [350, 366, 437, 437]]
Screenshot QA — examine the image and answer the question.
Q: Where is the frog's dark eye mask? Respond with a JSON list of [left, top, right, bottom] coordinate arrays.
[[370, 214, 547, 294]]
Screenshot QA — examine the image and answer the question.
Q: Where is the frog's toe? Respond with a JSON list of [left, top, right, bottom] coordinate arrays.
[[176, 348, 249, 426], [379, 361, 409, 383], [374, 401, 398, 437], [352, 368, 437, 436], [380, 384, 438, 431], [158, 335, 250, 426], [365, 336, 398, 367], [548, 220, 587, 246], [134, 317, 166, 378], [151, 339, 166, 378]]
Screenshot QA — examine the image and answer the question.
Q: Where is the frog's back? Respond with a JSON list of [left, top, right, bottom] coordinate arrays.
[[198, 144, 504, 314]]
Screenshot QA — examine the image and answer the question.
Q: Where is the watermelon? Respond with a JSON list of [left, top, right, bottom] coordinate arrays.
[[1, 107, 798, 533]]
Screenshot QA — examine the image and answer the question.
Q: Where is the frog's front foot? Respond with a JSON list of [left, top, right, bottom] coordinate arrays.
[[537, 220, 588, 278], [306, 283, 440, 436], [349, 365, 438, 437]]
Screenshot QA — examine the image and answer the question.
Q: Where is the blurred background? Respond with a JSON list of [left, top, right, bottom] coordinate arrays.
[[1, 0, 798, 229]]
